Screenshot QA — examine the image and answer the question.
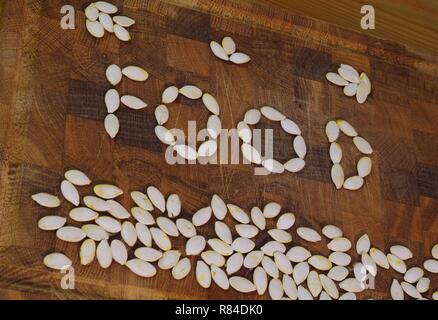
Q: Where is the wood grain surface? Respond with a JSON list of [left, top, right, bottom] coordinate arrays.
[[0, 0, 437, 300]]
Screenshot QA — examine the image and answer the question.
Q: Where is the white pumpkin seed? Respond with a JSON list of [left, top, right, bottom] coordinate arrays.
[[105, 64, 122, 86], [307, 271, 322, 297], [130, 191, 154, 211], [280, 118, 301, 135], [362, 252, 377, 276], [262, 256, 279, 279], [230, 276, 256, 293], [83, 196, 109, 212], [94, 184, 123, 199], [214, 221, 232, 244], [343, 176, 364, 191], [276, 213, 295, 230], [104, 114, 119, 138], [328, 266, 349, 282], [172, 257, 191, 280], [126, 259, 157, 278], [387, 253, 407, 273], [32, 193, 60, 208], [261, 241, 286, 256], [260, 106, 285, 121], [80, 239, 96, 265], [121, 221, 137, 246], [423, 259, 438, 273], [69, 207, 98, 222], [196, 260, 212, 288], [327, 237, 352, 252], [112, 15, 135, 27], [206, 115, 221, 139], [325, 120, 340, 143], [390, 279, 404, 300], [404, 267, 424, 283], [296, 227, 321, 242], [43, 253, 72, 270], [122, 66, 148, 82], [356, 72, 371, 104], [308, 255, 332, 271], [339, 292, 356, 300], [319, 291, 332, 300], [95, 216, 121, 233], [179, 85, 202, 99], [401, 281, 422, 299], [434, 292, 438, 300], [135, 247, 162, 262], [107, 199, 130, 219], [331, 163, 344, 189], [416, 277, 430, 293], [208, 238, 233, 256], [98, 12, 114, 33], [274, 251, 293, 275], [136, 223, 152, 247], [236, 224, 259, 238], [356, 233, 371, 255], [284, 158, 306, 172], [329, 142, 342, 164], [65, 169, 91, 186], [38, 216, 66, 231], [96, 239, 112, 268], [227, 204, 250, 224], [199, 142, 218, 159], [251, 207, 265, 230], [390, 245, 413, 260], [81, 224, 109, 241], [86, 19, 104, 38], [202, 250, 225, 267], [157, 217, 179, 237], [166, 194, 181, 218], [110, 239, 128, 265], [131, 207, 155, 225], [339, 278, 364, 293], [85, 3, 99, 21], [146, 186, 165, 212], [192, 206, 212, 226], [121, 95, 147, 110], [154, 104, 169, 125], [210, 41, 229, 61], [94, 1, 118, 14], [226, 252, 243, 275], [268, 229, 292, 243], [322, 225, 343, 239], [56, 226, 86, 242], [353, 136, 373, 154], [176, 218, 196, 238], [329, 251, 351, 267], [338, 64, 359, 83], [113, 24, 131, 41], [162, 86, 179, 103], [357, 157, 372, 178], [297, 285, 313, 300], [155, 125, 176, 145], [319, 274, 339, 299], [186, 235, 206, 256], [202, 93, 220, 115], [325, 72, 349, 86], [243, 250, 264, 269], [293, 135, 307, 159], [432, 244, 438, 259], [244, 109, 261, 125], [211, 194, 227, 220], [286, 246, 311, 263], [343, 83, 358, 96], [336, 119, 358, 137], [293, 262, 310, 285], [158, 250, 180, 270], [211, 265, 230, 290], [262, 159, 284, 173], [232, 237, 255, 254], [237, 121, 252, 143], [369, 247, 389, 269], [254, 266, 268, 295], [229, 52, 251, 64], [150, 227, 172, 251], [354, 262, 367, 283], [173, 144, 198, 161], [221, 36, 236, 55], [263, 202, 281, 218], [268, 278, 283, 300], [282, 274, 298, 300]]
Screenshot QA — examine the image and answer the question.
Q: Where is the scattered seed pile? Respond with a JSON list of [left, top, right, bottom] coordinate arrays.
[[325, 120, 373, 190], [210, 37, 251, 64], [104, 64, 149, 138], [85, 1, 134, 41], [33, 169, 437, 300], [326, 64, 371, 104], [237, 106, 306, 174]]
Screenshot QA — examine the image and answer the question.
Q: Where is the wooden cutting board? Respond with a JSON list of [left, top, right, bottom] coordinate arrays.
[[0, 0, 437, 299]]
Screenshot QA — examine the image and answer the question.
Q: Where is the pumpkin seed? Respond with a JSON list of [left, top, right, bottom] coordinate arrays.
[[221, 36, 236, 55], [211, 265, 230, 290], [423, 259, 438, 273], [387, 253, 407, 273], [293, 262, 309, 285], [327, 237, 352, 252], [357, 157, 372, 178], [65, 169, 91, 186], [329, 251, 351, 266], [286, 246, 311, 262], [261, 241, 286, 256], [146, 186, 165, 212], [211, 194, 227, 220], [254, 266, 268, 295], [336, 119, 358, 137], [98, 12, 114, 33], [158, 250, 180, 270], [229, 52, 251, 64], [173, 144, 198, 161], [319, 274, 339, 299], [268, 278, 283, 300], [390, 245, 413, 260], [150, 227, 172, 251], [86, 19, 104, 38], [112, 15, 135, 27], [198, 141, 217, 158], [282, 274, 298, 300], [297, 285, 313, 300], [404, 267, 424, 283], [134, 247, 162, 262], [130, 191, 154, 211], [230, 276, 256, 293], [226, 252, 243, 275], [105, 64, 122, 86], [296, 227, 321, 242], [331, 163, 345, 189], [126, 259, 157, 277], [131, 207, 155, 225], [104, 114, 119, 138], [110, 239, 128, 265], [196, 261, 212, 288], [122, 66, 148, 82], [192, 206, 212, 226], [235, 224, 259, 238], [262, 159, 284, 174], [339, 278, 364, 293], [172, 257, 191, 280], [56, 226, 86, 242], [401, 282, 422, 299], [326, 72, 349, 86], [251, 207, 265, 230], [208, 238, 233, 256], [162, 86, 179, 103], [390, 279, 404, 300], [210, 41, 229, 61], [322, 225, 343, 239], [154, 104, 169, 125], [165, 194, 181, 218], [32, 193, 60, 208], [232, 237, 255, 254], [319, 291, 332, 300], [284, 158, 305, 173], [155, 125, 176, 145], [262, 256, 279, 279], [81, 224, 109, 241], [94, 1, 118, 14], [432, 244, 438, 259], [201, 250, 226, 267], [244, 109, 261, 125], [38, 216, 66, 231], [227, 204, 250, 224], [307, 271, 322, 297], [356, 72, 371, 104], [214, 221, 232, 244], [136, 223, 152, 247], [107, 199, 130, 219], [416, 277, 430, 293], [94, 184, 123, 199], [338, 64, 359, 83], [96, 239, 112, 268], [121, 95, 147, 110], [202, 93, 220, 115], [263, 202, 281, 218], [260, 106, 285, 121], [206, 115, 221, 139], [176, 218, 196, 238], [356, 233, 371, 255], [280, 118, 301, 135], [276, 213, 295, 230], [268, 229, 292, 243], [157, 217, 179, 237], [80, 239, 96, 265], [339, 292, 356, 300], [325, 121, 340, 143], [353, 136, 373, 154], [369, 247, 389, 269], [308, 255, 332, 271], [69, 207, 98, 222], [343, 83, 358, 96], [329, 142, 342, 164], [327, 266, 349, 282], [95, 216, 121, 233], [274, 251, 293, 275], [84, 196, 110, 212], [121, 221, 137, 246], [343, 176, 364, 191], [85, 3, 99, 21], [243, 250, 264, 269], [43, 252, 72, 270], [237, 121, 252, 143], [186, 235, 206, 256], [114, 24, 131, 41], [362, 252, 377, 276], [293, 135, 307, 159], [179, 85, 202, 99]]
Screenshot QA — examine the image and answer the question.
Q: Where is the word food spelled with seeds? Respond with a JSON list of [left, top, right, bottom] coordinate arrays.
[[238, 106, 306, 174], [210, 36, 251, 64], [155, 85, 221, 160], [104, 64, 149, 138], [85, 1, 135, 41], [326, 64, 371, 104], [33, 169, 437, 300], [325, 120, 373, 190]]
